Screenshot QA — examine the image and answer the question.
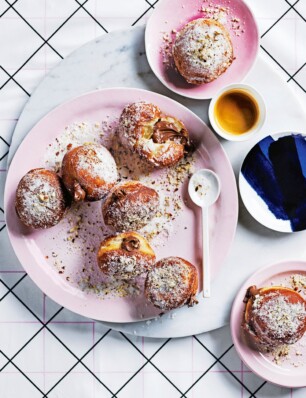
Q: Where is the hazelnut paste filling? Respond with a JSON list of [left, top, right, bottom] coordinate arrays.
[[121, 237, 140, 252], [243, 285, 260, 303], [112, 189, 127, 201], [73, 181, 86, 202], [152, 120, 189, 147]]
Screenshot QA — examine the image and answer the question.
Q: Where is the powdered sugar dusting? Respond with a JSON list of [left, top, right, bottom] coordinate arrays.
[[43, 116, 195, 299], [160, 1, 244, 68], [99, 252, 153, 280], [201, 3, 245, 36], [74, 144, 118, 184], [173, 19, 233, 84], [201, 4, 229, 24], [111, 121, 195, 246], [16, 170, 65, 229], [141, 139, 179, 166], [44, 122, 104, 173], [290, 274, 306, 294], [252, 293, 306, 344], [246, 272, 306, 369], [117, 101, 160, 148], [103, 181, 160, 232], [146, 257, 196, 310], [117, 102, 188, 167]]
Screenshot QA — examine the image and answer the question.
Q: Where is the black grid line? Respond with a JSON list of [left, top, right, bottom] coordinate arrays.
[[4, 0, 64, 59], [249, 381, 267, 398], [0, 205, 6, 231], [0, 350, 46, 395], [0, 273, 27, 301], [285, 0, 306, 22], [132, 5, 154, 26], [189, 337, 254, 397], [0, 66, 30, 97], [0, 0, 20, 18], [0, 306, 64, 396], [260, 45, 306, 93], [259, 0, 306, 91], [144, 0, 159, 8], [0, 278, 116, 397], [111, 337, 171, 397], [0, 305, 64, 373], [118, 333, 187, 397], [74, 0, 108, 33], [260, 0, 299, 38], [288, 61, 306, 82], [42, 329, 115, 398], [0, 0, 89, 92], [0, 151, 9, 162], [0, 136, 10, 148]]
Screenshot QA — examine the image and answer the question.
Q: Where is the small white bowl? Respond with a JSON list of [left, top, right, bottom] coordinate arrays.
[[208, 83, 266, 141]]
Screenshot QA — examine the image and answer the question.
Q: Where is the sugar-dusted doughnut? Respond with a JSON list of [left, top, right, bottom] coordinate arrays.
[[243, 285, 306, 348], [118, 102, 191, 167], [102, 181, 159, 232], [173, 19, 234, 84], [15, 168, 68, 229], [97, 231, 156, 280], [145, 257, 199, 311], [61, 144, 118, 202]]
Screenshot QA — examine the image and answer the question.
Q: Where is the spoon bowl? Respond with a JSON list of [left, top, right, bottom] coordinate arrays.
[[188, 169, 221, 298], [188, 169, 221, 208]]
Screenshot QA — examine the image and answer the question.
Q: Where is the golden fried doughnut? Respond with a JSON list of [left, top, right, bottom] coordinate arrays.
[[118, 102, 191, 167], [145, 257, 199, 311], [61, 144, 118, 202], [173, 19, 234, 84], [102, 181, 159, 232], [97, 231, 156, 280], [15, 168, 68, 229], [243, 285, 306, 348]]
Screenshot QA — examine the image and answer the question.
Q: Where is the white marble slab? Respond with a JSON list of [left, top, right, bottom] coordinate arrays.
[[7, 26, 306, 338]]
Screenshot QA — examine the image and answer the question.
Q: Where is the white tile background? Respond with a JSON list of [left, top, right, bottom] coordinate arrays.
[[1, 0, 306, 397]]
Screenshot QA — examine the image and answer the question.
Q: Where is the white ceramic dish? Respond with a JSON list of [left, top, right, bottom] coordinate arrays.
[[239, 132, 306, 233], [208, 83, 266, 141]]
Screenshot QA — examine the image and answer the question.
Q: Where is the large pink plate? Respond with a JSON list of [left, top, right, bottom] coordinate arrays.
[[145, 0, 259, 99], [4, 88, 238, 323], [231, 260, 306, 388]]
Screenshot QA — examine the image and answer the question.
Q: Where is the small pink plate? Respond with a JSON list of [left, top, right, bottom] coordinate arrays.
[[145, 0, 259, 99], [5, 87, 238, 323], [231, 260, 306, 388]]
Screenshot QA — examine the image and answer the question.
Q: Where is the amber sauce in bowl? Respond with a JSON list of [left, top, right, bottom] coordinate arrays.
[[214, 90, 259, 135], [209, 84, 266, 141]]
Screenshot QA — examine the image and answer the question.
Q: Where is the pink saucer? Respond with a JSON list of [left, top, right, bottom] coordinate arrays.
[[231, 260, 306, 388], [5, 87, 238, 323], [145, 0, 259, 99]]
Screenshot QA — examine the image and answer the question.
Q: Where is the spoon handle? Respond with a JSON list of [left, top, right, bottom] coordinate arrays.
[[202, 207, 210, 298]]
